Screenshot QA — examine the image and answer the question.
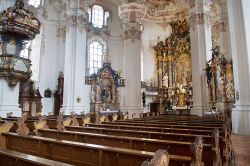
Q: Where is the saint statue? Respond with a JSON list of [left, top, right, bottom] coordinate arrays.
[[182, 73, 188, 87], [225, 80, 234, 100], [162, 73, 168, 87]]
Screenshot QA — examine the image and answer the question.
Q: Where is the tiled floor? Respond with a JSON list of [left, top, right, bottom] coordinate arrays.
[[232, 134, 250, 166]]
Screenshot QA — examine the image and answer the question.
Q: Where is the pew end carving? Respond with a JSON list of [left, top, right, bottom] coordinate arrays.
[[212, 129, 222, 166], [34, 116, 48, 135], [112, 113, 118, 122], [0, 121, 14, 133], [82, 114, 91, 126], [70, 112, 79, 126], [100, 115, 106, 123], [132, 113, 136, 119], [141, 149, 169, 166], [190, 136, 204, 166], [56, 113, 65, 131], [16, 116, 29, 136]]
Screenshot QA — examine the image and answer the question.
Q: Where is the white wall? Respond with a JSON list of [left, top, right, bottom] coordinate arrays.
[[242, 0, 250, 71], [141, 22, 172, 85], [34, 1, 62, 115]]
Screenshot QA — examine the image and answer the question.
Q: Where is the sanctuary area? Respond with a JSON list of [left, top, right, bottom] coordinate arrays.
[[0, 0, 249, 165]]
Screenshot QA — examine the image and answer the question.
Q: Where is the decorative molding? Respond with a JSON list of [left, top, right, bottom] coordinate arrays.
[[86, 24, 110, 39], [124, 26, 141, 41], [189, 12, 210, 30], [211, 21, 227, 39], [0, 56, 32, 89]]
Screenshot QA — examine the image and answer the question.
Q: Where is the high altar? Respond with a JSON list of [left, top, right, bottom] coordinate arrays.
[[153, 18, 193, 111], [89, 53, 125, 113]]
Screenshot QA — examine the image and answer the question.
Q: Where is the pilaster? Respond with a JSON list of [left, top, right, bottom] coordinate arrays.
[[227, 0, 250, 135], [189, 0, 212, 116], [60, 0, 91, 114], [119, 2, 145, 118]]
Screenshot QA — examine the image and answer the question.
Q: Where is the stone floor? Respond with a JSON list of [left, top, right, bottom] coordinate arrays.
[[232, 134, 250, 166]]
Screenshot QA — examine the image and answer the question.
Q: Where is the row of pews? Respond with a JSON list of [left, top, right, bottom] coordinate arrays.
[[0, 112, 233, 166]]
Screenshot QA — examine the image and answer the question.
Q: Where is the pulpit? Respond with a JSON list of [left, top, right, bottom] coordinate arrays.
[[19, 79, 42, 116]]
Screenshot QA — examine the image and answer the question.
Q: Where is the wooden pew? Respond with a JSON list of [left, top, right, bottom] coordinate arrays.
[[0, 148, 73, 166], [1, 132, 191, 166], [65, 125, 223, 144], [37, 128, 220, 166], [101, 122, 224, 131], [86, 123, 219, 135], [112, 120, 224, 127]]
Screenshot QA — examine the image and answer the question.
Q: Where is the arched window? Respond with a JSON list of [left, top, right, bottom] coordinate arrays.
[[88, 41, 103, 74], [28, 0, 41, 7], [87, 5, 111, 28]]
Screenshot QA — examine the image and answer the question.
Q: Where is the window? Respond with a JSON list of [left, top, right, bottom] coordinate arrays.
[[88, 5, 111, 28], [28, 0, 41, 7], [88, 41, 103, 74]]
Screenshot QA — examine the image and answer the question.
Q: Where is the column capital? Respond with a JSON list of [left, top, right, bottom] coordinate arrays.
[[119, 2, 145, 40], [63, 0, 93, 28], [189, 0, 211, 30]]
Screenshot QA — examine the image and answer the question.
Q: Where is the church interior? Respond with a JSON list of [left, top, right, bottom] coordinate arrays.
[[0, 0, 249, 165]]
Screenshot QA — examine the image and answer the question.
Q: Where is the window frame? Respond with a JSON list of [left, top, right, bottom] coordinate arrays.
[[28, 0, 42, 8], [87, 4, 111, 29], [87, 36, 107, 76]]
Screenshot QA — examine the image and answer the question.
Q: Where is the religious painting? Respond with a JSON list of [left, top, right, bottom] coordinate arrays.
[[100, 78, 113, 103], [174, 53, 192, 86]]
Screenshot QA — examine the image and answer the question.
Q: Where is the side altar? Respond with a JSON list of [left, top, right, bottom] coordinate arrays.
[[88, 54, 125, 113]]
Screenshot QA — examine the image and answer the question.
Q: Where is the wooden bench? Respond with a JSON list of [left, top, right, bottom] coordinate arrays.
[[112, 120, 224, 126], [86, 123, 220, 135], [37, 128, 221, 166], [101, 122, 224, 130], [0, 148, 73, 166], [1, 132, 191, 166]]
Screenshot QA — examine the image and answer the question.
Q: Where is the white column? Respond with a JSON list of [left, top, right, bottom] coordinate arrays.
[[189, 0, 212, 116], [60, 0, 89, 115], [123, 32, 143, 118], [119, 2, 145, 118], [227, 0, 250, 135], [0, 80, 21, 117]]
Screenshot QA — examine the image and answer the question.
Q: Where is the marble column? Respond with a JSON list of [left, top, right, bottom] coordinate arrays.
[[227, 0, 250, 135], [119, 2, 145, 118], [189, 0, 212, 116], [60, 0, 90, 115]]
